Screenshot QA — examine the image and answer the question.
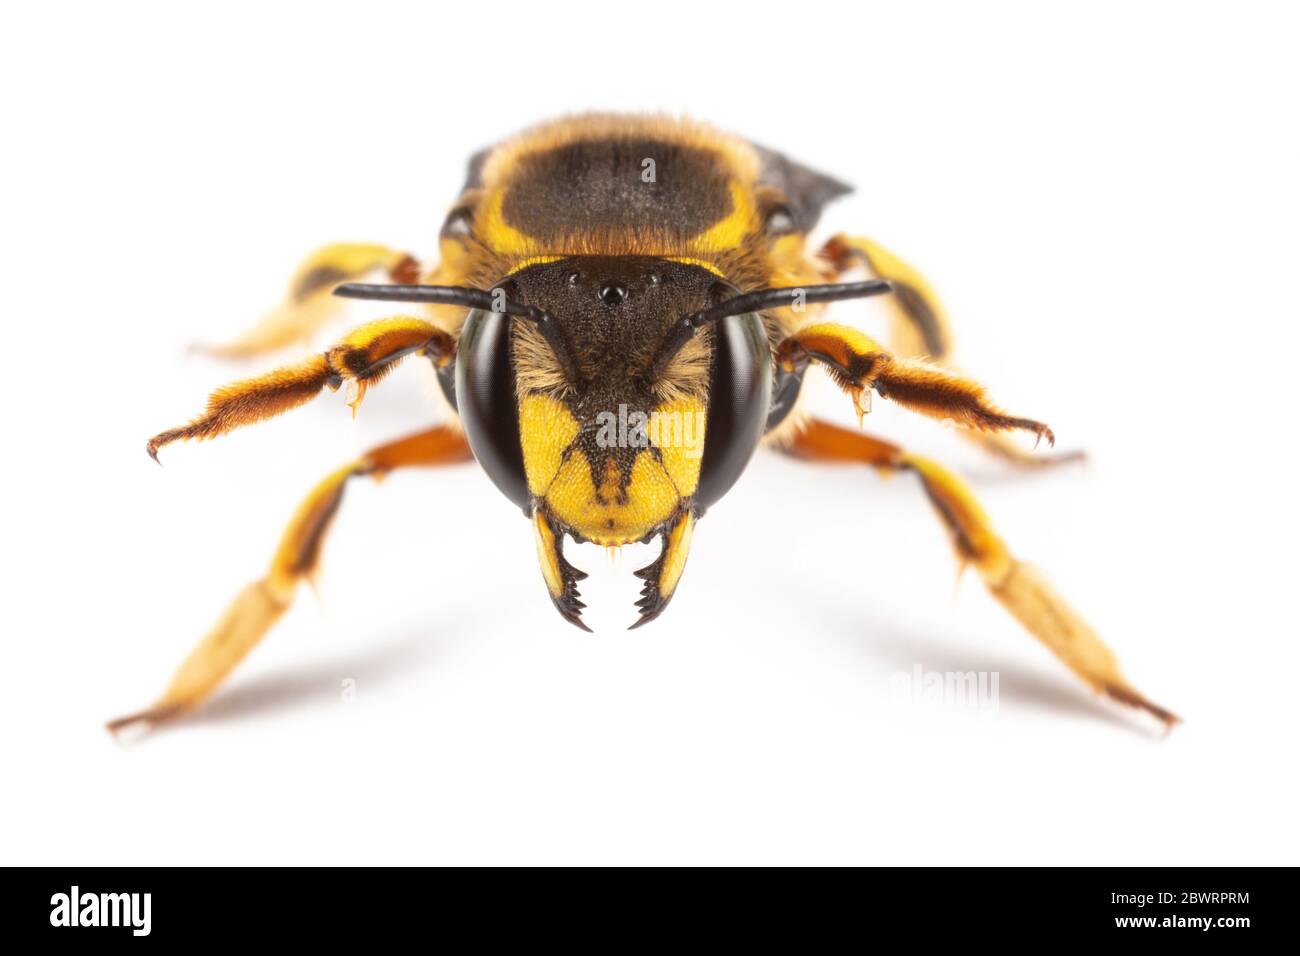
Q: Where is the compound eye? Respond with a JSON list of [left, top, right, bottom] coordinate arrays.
[[695, 312, 773, 511], [454, 308, 530, 511]]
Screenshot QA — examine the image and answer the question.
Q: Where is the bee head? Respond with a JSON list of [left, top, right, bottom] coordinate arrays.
[[454, 256, 770, 545]]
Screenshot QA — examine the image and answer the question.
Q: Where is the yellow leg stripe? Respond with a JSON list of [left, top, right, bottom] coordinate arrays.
[[199, 243, 419, 358], [148, 317, 454, 460], [779, 323, 1054, 445], [902, 454, 1005, 574], [822, 234, 953, 359], [109, 427, 470, 734], [785, 419, 1176, 727], [156, 582, 289, 716]]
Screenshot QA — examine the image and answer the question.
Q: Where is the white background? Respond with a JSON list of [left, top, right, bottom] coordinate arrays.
[[3, 1, 1297, 865]]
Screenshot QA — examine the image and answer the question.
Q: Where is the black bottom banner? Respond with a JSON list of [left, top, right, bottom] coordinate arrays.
[[7, 866, 1286, 943]]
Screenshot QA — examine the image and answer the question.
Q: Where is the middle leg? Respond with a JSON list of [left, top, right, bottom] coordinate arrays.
[[819, 234, 1083, 467], [148, 316, 455, 461]]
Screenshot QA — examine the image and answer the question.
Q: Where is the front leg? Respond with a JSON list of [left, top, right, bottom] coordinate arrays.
[[819, 234, 1083, 467], [148, 317, 455, 460], [777, 322, 1054, 445]]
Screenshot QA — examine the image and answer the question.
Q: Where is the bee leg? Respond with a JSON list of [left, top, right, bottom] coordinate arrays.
[[147, 317, 455, 461], [532, 509, 591, 632], [630, 510, 695, 629], [777, 322, 1055, 445], [108, 426, 473, 734], [821, 235, 955, 360], [784, 418, 1176, 728], [196, 243, 423, 358], [819, 235, 1083, 467]]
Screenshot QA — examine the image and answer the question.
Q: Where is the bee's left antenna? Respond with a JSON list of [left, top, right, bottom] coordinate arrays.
[[645, 279, 894, 383]]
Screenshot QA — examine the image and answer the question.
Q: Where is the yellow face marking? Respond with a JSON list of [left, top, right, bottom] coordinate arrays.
[[520, 393, 704, 545], [657, 511, 695, 599], [544, 450, 682, 546], [649, 397, 707, 497], [519, 395, 582, 497]]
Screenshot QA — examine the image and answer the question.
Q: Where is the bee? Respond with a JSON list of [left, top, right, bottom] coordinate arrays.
[[108, 114, 1175, 733]]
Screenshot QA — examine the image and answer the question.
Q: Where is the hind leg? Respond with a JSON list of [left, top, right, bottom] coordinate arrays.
[[784, 418, 1174, 727], [108, 425, 472, 733], [197, 243, 423, 358]]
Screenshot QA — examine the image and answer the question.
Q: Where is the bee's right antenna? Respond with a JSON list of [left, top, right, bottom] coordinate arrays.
[[645, 279, 894, 383]]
